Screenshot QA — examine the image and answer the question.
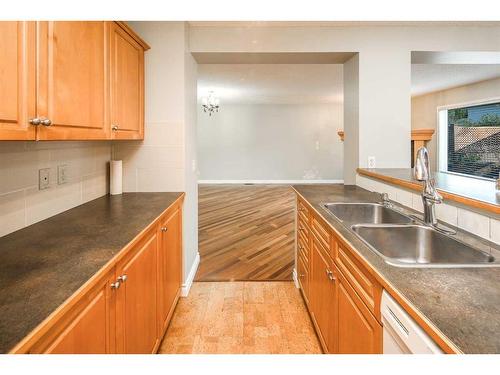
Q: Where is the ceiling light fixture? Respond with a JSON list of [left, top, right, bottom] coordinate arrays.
[[201, 91, 220, 116]]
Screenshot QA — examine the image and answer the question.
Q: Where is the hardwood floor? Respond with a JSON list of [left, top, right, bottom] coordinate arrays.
[[158, 282, 322, 354], [196, 184, 295, 281]]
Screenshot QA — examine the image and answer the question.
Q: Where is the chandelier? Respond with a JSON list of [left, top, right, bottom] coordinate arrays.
[[201, 91, 220, 116]]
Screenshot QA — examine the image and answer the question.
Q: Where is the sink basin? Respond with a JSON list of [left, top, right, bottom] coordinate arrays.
[[322, 203, 413, 225], [351, 224, 498, 268]]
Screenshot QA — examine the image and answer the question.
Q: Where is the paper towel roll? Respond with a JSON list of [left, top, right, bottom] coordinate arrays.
[[110, 160, 123, 195]]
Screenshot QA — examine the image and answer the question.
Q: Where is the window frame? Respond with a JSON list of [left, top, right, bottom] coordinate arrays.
[[436, 96, 500, 182]]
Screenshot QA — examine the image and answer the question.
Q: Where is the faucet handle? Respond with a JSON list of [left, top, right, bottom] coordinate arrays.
[[380, 192, 390, 204]]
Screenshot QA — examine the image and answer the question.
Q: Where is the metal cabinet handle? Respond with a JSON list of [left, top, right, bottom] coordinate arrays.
[[161, 227, 168, 232], [110, 281, 121, 289], [299, 274, 305, 278], [29, 118, 41, 125], [325, 269, 336, 282], [112, 125, 119, 131], [40, 118, 52, 126], [118, 275, 127, 282]]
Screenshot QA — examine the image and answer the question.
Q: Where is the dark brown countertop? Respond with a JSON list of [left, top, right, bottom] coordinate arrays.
[[293, 184, 500, 354], [357, 168, 500, 216], [0, 192, 183, 353]]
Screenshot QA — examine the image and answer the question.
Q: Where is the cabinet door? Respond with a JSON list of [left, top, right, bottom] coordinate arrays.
[[157, 207, 182, 335], [116, 230, 159, 353], [337, 267, 382, 354], [109, 22, 144, 139], [310, 237, 337, 353], [36, 21, 109, 140], [29, 269, 116, 354], [0, 21, 36, 140]]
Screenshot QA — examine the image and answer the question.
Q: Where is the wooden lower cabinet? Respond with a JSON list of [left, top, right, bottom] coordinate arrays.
[[310, 236, 337, 353], [157, 207, 182, 336], [115, 229, 159, 354], [297, 201, 382, 354], [336, 265, 382, 354], [29, 269, 116, 354]]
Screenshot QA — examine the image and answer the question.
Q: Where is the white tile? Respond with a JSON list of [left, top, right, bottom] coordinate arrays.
[[113, 145, 184, 169], [412, 193, 424, 213], [0, 190, 26, 237], [137, 167, 184, 192], [49, 147, 96, 182], [121, 166, 138, 192], [435, 203, 458, 226], [82, 173, 108, 203], [356, 175, 374, 192], [457, 208, 490, 240], [0, 149, 51, 194], [143, 122, 184, 146], [395, 188, 413, 208], [490, 218, 500, 245], [25, 182, 82, 226]]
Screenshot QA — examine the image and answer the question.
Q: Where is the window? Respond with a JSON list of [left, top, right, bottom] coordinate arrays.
[[438, 101, 500, 180]]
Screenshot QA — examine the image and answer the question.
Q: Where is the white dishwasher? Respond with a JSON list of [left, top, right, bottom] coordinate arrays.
[[381, 290, 443, 354]]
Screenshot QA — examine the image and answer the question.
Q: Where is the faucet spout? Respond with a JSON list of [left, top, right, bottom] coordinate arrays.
[[414, 147, 442, 226]]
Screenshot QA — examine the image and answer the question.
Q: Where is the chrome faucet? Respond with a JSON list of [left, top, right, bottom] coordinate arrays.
[[414, 147, 442, 226]]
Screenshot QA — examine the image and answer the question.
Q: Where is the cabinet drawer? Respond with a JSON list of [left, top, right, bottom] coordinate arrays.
[[297, 217, 310, 244], [311, 214, 331, 252], [297, 199, 310, 223], [297, 235, 309, 262], [297, 254, 309, 302], [335, 241, 382, 320]]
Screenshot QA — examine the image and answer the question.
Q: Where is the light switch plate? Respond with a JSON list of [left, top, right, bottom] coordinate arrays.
[[57, 164, 68, 185], [368, 156, 376, 169], [39, 168, 50, 190]]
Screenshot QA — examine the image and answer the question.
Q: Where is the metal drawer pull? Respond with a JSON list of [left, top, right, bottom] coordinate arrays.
[[110, 281, 120, 289], [161, 227, 168, 232], [29, 118, 41, 125], [112, 125, 119, 131], [325, 269, 336, 282], [118, 275, 127, 282], [40, 118, 52, 126]]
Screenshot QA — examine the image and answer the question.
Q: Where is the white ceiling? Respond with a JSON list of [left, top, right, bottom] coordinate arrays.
[[411, 64, 500, 96], [197, 64, 343, 104], [197, 62, 500, 105]]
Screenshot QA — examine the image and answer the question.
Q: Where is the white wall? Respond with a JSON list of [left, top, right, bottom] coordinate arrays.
[[190, 24, 500, 179], [343, 54, 359, 184], [412, 77, 500, 170], [0, 141, 110, 237], [197, 103, 343, 181], [113, 22, 199, 288]]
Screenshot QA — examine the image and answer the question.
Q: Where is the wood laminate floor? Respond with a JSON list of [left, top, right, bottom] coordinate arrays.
[[196, 184, 295, 281], [158, 282, 321, 354]]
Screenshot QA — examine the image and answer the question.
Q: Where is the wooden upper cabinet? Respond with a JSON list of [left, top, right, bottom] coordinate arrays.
[[336, 265, 382, 354], [36, 21, 109, 140], [0, 21, 36, 140], [115, 229, 159, 354], [157, 207, 182, 336], [109, 22, 145, 140], [28, 269, 116, 354]]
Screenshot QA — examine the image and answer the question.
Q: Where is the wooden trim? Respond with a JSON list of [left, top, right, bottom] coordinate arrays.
[[411, 128, 434, 141], [114, 21, 150, 51], [9, 193, 185, 354], [292, 187, 461, 354], [357, 168, 500, 215]]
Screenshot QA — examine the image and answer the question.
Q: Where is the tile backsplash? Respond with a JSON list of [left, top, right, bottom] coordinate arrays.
[[356, 174, 500, 246], [0, 141, 111, 237]]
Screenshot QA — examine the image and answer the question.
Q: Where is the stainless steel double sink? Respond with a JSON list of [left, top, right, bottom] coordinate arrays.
[[322, 202, 498, 268]]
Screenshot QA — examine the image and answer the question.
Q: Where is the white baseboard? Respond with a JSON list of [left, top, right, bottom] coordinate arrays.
[[181, 252, 200, 297], [198, 179, 344, 185], [292, 267, 299, 289]]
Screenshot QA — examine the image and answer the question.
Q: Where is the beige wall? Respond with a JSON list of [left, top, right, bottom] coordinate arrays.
[[189, 24, 500, 179], [411, 77, 500, 169], [0, 141, 110, 237]]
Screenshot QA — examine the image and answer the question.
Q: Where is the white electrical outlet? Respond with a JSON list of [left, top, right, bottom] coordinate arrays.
[[39, 168, 50, 190], [368, 156, 376, 169], [58, 164, 68, 185]]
